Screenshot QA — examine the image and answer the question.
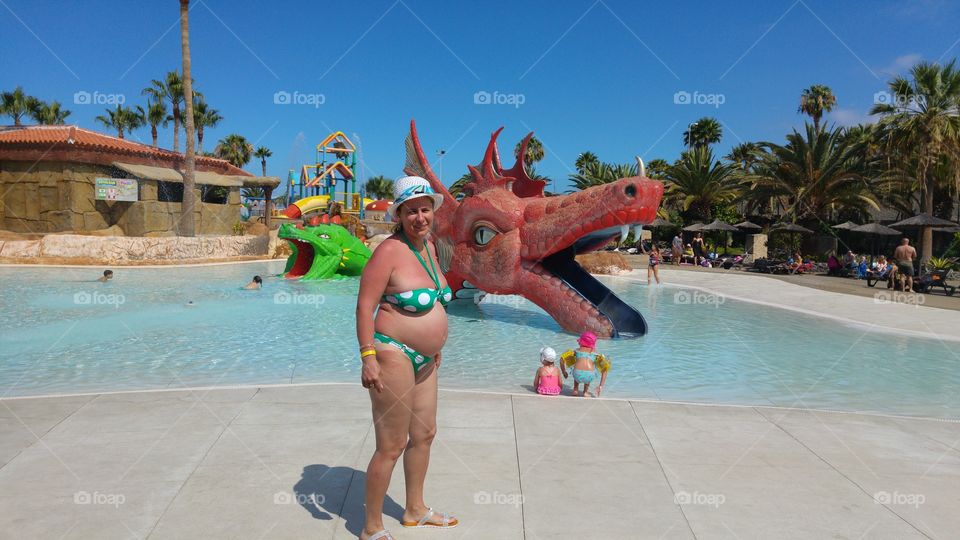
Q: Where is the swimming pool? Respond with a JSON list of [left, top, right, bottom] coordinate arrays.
[[1, 262, 958, 418]]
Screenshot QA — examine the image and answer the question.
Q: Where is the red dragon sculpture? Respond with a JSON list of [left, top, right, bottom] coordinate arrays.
[[403, 120, 664, 337]]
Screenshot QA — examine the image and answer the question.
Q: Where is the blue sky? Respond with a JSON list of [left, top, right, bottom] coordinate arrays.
[[2, 0, 959, 194]]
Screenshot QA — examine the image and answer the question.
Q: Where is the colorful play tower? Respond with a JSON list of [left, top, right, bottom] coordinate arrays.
[[283, 131, 369, 220]]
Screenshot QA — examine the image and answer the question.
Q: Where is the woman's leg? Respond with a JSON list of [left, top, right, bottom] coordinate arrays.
[[402, 362, 446, 524], [653, 266, 661, 284], [363, 348, 415, 537]]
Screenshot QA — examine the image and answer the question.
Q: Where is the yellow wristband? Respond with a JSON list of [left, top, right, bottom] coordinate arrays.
[[360, 349, 377, 359]]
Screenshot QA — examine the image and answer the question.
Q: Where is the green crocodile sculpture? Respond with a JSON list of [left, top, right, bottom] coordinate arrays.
[[278, 223, 371, 279]]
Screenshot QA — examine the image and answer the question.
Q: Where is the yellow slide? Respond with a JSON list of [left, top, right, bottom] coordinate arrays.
[[282, 195, 330, 219]]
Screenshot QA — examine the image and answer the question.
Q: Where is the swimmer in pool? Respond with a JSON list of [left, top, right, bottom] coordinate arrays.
[[97, 270, 113, 282], [244, 275, 263, 290]]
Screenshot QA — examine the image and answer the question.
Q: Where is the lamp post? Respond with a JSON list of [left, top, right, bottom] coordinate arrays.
[[436, 149, 446, 181]]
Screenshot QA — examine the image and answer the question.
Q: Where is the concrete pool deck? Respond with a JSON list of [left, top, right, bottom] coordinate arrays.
[[1, 384, 958, 539], [617, 267, 960, 343]]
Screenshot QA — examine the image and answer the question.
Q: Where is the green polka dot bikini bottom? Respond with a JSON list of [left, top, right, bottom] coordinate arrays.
[[374, 332, 433, 373]]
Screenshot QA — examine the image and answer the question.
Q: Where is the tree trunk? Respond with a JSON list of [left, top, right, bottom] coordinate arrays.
[[179, 0, 196, 237], [172, 104, 180, 153], [922, 186, 934, 264], [261, 159, 267, 177], [118, 129, 124, 139], [198, 126, 204, 154], [151, 126, 158, 147], [263, 186, 273, 229]]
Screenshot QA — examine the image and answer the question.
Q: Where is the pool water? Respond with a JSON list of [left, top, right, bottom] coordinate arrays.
[[1, 263, 958, 418]]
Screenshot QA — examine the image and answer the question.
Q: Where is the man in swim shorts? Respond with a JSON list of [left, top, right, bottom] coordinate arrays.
[[893, 238, 917, 292]]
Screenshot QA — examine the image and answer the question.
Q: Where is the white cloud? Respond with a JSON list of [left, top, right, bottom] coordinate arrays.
[[880, 53, 923, 76], [828, 108, 871, 127]]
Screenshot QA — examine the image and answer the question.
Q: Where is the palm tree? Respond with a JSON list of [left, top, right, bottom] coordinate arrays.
[[145, 100, 171, 147], [214, 134, 253, 168], [449, 173, 472, 200], [142, 70, 201, 152], [179, 0, 198, 237], [1, 87, 40, 126], [364, 175, 394, 199], [254, 146, 272, 176], [188, 98, 222, 154], [798, 84, 837, 133], [95, 105, 145, 139], [751, 124, 878, 223], [514, 135, 545, 166], [28, 101, 71, 125], [725, 142, 762, 173], [242, 187, 265, 200], [683, 117, 723, 149], [646, 158, 670, 179], [569, 161, 639, 191], [575, 151, 599, 173], [871, 60, 960, 262], [664, 147, 742, 221]]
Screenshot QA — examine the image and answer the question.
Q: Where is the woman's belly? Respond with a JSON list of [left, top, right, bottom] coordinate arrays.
[[374, 303, 448, 357]]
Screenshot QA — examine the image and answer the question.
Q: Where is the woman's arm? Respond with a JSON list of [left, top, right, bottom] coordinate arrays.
[[356, 241, 395, 393]]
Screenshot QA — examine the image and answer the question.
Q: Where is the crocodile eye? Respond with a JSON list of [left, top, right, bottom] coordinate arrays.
[[473, 226, 498, 246], [319, 234, 330, 239]]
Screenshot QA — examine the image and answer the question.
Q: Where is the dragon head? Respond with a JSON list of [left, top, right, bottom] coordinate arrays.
[[279, 223, 370, 279], [403, 121, 663, 337]]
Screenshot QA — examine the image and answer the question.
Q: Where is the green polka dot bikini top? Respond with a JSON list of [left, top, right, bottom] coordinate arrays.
[[382, 231, 453, 313]]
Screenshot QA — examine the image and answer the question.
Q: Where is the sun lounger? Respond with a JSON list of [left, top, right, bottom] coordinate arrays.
[[913, 270, 957, 296]]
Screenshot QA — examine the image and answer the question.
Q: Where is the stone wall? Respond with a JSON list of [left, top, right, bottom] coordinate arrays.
[[0, 160, 241, 236], [0, 234, 269, 262]]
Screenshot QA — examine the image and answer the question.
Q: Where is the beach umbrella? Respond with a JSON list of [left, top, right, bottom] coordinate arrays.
[[771, 223, 814, 255], [701, 219, 740, 254], [850, 222, 900, 262], [734, 220, 762, 230], [933, 225, 960, 234], [648, 216, 673, 228], [682, 222, 705, 232], [832, 221, 859, 230], [890, 213, 958, 262]]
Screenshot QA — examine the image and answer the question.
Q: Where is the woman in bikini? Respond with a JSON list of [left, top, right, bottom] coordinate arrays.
[[355, 176, 458, 540]]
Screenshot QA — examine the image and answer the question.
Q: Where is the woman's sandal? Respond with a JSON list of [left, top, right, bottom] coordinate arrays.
[[401, 507, 459, 528], [362, 530, 395, 540]]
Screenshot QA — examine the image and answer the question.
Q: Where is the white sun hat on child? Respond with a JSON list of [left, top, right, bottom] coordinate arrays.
[[540, 347, 557, 363], [386, 176, 444, 222]]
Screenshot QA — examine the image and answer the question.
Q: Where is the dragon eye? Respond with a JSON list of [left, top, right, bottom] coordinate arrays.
[[319, 234, 330, 239], [473, 226, 498, 246]]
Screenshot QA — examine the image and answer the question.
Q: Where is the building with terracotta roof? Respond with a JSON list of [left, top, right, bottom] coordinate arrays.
[[0, 125, 279, 236]]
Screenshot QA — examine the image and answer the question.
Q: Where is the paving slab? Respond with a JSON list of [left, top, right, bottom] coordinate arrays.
[[0, 385, 957, 539]]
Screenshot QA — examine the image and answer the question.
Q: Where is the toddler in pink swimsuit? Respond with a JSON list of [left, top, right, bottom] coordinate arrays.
[[533, 347, 562, 396]]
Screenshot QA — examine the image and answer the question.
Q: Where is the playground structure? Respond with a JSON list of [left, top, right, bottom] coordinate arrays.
[[281, 131, 369, 220]]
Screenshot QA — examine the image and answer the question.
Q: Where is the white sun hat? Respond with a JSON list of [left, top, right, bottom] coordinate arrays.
[[539, 346, 557, 363], [386, 176, 444, 222]]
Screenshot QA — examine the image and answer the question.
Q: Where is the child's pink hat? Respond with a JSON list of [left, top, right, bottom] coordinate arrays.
[[577, 331, 597, 348]]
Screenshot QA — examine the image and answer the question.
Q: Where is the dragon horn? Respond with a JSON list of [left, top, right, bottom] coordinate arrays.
[[404, 119, 458, 212], [502, 132, 545, 198], [635, 156, 646, 177], [482, 127, 504, 180]]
